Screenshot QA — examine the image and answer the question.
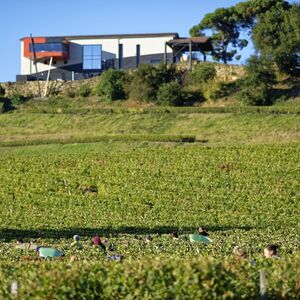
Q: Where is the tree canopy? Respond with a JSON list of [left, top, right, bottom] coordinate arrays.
[[253, 4, 300, 73], [190, 0, 293, 66]]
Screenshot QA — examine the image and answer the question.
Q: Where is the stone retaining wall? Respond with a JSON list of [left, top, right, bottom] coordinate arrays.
[[0, 63, 245, 98], [0, 78, 98, 98]]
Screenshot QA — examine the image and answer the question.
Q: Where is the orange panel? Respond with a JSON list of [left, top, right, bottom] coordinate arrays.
[[23, 37, 69, 60], [23, 37, 46, 58]]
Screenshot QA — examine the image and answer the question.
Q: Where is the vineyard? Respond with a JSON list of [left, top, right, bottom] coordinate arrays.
[[1, 0, 300, 296], [0, 141, 299, 299]]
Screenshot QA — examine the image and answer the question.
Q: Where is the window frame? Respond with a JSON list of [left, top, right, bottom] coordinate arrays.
[[82, 44, 102, 70]]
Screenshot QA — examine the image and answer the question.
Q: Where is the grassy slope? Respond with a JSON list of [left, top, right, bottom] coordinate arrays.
[[0, 111, 299, 145]]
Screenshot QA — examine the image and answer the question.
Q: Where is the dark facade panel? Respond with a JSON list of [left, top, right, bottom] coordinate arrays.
[[136, 45, 140, 68], [16, 53, 173, 82], [118, 44, 123, 69], [119, 53, 172, 70]]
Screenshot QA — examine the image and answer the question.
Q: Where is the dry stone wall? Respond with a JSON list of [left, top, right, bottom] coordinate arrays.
[[214, 64, 245, 82], [0, 63, 245, 98], [0, 78, 98, 98]]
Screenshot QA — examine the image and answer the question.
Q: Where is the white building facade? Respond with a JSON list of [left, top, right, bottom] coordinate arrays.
[[18, 33, 179, 82]]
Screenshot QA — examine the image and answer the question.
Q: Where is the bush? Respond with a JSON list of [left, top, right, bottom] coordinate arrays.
[[127, 64, 158, 102], [0, 257, 300, 299], [202, 81, 226, 101], [94, 69, 126, 101], [155, 63, 177, 85], [237, 55, 276, 106], [191, 63, 216, 84], [128, 80, 157, 103], [157, 81, 184, 106], [78, 84, 91, 97], [10, 93, 27, 106], [127, 64, 178, 102], [183, 87, 204, 105]]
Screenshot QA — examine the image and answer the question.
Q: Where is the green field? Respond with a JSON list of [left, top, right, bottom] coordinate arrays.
[[0, 103, 299, 299]]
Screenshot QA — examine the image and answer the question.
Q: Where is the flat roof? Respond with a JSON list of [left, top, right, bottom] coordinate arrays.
[[20, 33, 179, 41], [167, 37, 213, 52], [167, 37, 211, 44]]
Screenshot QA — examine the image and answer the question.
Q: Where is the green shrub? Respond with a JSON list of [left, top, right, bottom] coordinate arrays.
[[94, 69, 126, 101], [157, 81, 184, 106], [78, 84, 91, 97], [0, 84, 5, 97], [183, 87, 204, 105], [128, 80, 157, 102], [155, 63, 177, 85], [237, 85, 269, 106], [10, 93, 27, 106], [127, 64, 158, 102], [191, 63, 216, 84], [0, 257, 300, 299], [237, 55, 276, 106], [127, 64, 178, 102], [203, 81, 228, 101]]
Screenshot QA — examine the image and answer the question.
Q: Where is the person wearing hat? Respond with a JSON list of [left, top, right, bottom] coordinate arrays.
[[71, 235, 83, 250]]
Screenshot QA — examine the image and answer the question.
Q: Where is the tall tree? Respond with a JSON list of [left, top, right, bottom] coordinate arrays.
[[190, 0, 291, 64], [253, 4, 300, 74], [190, 6, 248, 64]]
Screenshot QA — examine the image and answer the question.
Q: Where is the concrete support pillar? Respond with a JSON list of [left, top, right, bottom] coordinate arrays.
[[189, 42, 192, 71]]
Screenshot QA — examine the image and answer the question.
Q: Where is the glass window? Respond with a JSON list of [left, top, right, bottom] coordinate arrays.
[[83, 45, 102, 70], [83, 60, 92, 70], [30, 43, 68, 53]]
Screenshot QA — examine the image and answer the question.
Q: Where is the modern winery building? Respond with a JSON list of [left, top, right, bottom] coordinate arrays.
[[17, 33, 213, 82]]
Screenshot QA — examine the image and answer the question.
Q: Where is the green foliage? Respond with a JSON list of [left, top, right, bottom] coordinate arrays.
[[12, 99, 300, 115], [127, 64, 177, 102], [189, 63, 229, 102], [0, 257, 300, 299], [202, 81, 228, 102], [190, 0, 291, 63], [190, 6, 249, 63], [244, 56, 276, 85], [237, 55, 276, 105], [0, 144, 298, 234], [157, 81, 184, 106], [253, 3, 300, 74], [155, 63, 177, 85], [126, 64, 157, 102], [0, 143, 299, 298], [237, 84, 272, 106], [191, 63, 216, 84], [78, 84, 92, 97], [94, 69, 126, 101], [10, 93, 28, 106]]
